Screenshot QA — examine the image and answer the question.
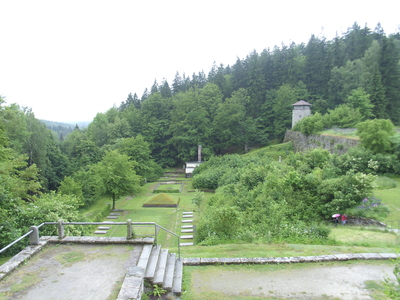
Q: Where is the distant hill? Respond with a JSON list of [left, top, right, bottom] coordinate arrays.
[[40, 120, 91, 140]]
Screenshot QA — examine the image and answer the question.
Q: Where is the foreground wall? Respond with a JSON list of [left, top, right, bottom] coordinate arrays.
[[284, 130, 359, 154]]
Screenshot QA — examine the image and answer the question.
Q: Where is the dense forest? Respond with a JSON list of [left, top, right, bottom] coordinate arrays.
[[1, 22, 400, 253]]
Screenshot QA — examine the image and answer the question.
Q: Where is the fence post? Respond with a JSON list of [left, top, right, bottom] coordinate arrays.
[[154, 225, 160, 245], [29, 226, 39, 245], [127, 219, 132, 239], [57, 220, 65, 239]]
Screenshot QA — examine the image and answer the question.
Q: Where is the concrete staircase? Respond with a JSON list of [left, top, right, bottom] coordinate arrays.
[[117, 244, 182, 299]]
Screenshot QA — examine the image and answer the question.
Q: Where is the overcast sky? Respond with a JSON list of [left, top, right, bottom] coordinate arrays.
[[0, 0, 399, 122]]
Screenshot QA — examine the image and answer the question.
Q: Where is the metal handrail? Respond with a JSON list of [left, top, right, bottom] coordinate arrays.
[[0, 221, 181, 259], [0, 230, 33, 254]]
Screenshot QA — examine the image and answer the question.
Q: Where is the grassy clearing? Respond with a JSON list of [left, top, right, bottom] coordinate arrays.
[[176, 242, 400, 259], [245, 142, 293, 160], [373, 177, 400, 222], [320, 128, 360, 140]]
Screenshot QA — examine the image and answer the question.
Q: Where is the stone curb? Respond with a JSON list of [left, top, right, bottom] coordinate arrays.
[[182, 253, 400, 266]]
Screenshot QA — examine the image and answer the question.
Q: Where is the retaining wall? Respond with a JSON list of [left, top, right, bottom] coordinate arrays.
[[284, 130, 359, 154]]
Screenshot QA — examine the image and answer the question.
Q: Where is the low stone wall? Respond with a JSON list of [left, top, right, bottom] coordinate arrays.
[[284, 130, 359, 154], [183, 253, 398, 266], [347, 216, 387, 227]]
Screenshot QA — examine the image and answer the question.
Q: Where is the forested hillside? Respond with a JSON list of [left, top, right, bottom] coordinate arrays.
[[105, 22, 399, 165]]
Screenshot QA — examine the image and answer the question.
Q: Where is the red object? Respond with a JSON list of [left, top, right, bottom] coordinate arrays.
[[341, 214, 347, 221]]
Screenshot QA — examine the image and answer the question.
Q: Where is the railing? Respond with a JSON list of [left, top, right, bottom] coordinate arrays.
[[0, 220, 181, 259]]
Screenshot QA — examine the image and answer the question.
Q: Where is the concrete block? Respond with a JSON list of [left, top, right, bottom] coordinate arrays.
[[137, 244, 153, 270], [0, 261, 20, 275], [97, 226, 111, 230], [107, 216, 119, 219], [179, 242, 193, 246], [379, 253, 399, 259], [219, 257, 242, 264], [181, 229, 193, 233], [145, 245, 161, 280], [200, 258, 219, 265], [360, 253, 385, 260], [182, 220, 193, 223], [182, 215, 193, 218], [334, 254, 351, 261], [181, 225, 193, 228], [163, 253, 176, 291], [172, 258, 183, 295], [154, 249, 169, 285], [62, 236, 82, 243], [79, 236, 99, 243], [180, 235, 193, 239], [183, 257, 200, 265], [347, 253, 363, 260]]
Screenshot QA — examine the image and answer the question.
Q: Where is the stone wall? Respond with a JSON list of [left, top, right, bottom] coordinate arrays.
[[347, 216, 387, 227], [284, 130, 359, 154]]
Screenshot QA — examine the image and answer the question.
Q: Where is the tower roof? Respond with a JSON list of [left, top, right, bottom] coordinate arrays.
[[292, 100, 311, 106]]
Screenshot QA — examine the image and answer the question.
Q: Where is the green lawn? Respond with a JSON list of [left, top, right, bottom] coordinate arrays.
[[373, 177, 400, 222], [80, 176, 211, 248], [78, 169, 400, 256]]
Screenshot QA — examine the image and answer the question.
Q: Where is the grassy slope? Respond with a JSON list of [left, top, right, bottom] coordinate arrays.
[[78, 145, 400, 258]]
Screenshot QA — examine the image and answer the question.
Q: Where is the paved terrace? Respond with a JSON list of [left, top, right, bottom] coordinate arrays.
[[0, 236, 154, 300], [1, 233, 399, 300]]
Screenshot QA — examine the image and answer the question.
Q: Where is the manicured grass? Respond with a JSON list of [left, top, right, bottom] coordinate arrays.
[[144, 193, 178, 205], [330, 226, 399, 247], [373, 177, 400, 222], [174, 242, 400, 259], [155, 183, 182, 190], [87, 176, 211, 248]]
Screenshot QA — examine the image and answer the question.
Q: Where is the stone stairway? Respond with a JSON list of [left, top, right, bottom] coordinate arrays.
[[117, 244, 183, 299], [180, 211, 194, 246]]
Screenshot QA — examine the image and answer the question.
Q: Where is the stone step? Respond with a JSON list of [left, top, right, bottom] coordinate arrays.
[[145, 245, 161, 281], [172, 258, 183, 295], [137, 244, 153, 270], [109, 213, 121, 216], [180, 235, 193, 239], [154, 249, 169, 285], [113, 209, 124, 212], [163, 253, 176, 291], [180, 242, 194, 246], [181, 229, 193, 233], [182, 220, 193, 223], [94, 230, 107, 234], [182, 212, 193, 215], [182, 215, 193, 218], [181, 225, 193, 228], [107, 216, 118, 219], [97, 226, 110, 230]]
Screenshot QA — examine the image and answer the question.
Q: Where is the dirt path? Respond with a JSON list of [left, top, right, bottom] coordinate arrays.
[[191, 263, 396, 300], [0, 244, 140, 300]]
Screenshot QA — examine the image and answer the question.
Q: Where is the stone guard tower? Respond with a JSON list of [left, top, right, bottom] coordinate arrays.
[[292, 100, 312, 128]]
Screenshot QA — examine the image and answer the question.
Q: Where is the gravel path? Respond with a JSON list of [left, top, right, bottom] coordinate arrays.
[[191, 263, 396, 300], [0, 244, 140, 300]]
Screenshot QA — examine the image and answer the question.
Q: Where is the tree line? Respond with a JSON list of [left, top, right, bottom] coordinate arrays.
[[104, 22, 399, 165]]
